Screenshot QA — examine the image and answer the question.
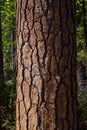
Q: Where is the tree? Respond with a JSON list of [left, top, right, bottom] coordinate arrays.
[[16, 0, 78, 130], [0, 4, 4, 130], [0, 4, 4, 84], [10, 17, 16, 71]]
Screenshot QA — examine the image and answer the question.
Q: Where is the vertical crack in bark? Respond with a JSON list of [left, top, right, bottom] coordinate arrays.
[[65, 1, 72, 129], [34, 27, 46, 129], [32, 0, 35, 29], [54, 83, 60, 130], [18, 102, 21, 130], [20, 43, 28, 130], [24, 0, 28, 20], [66, 0, 74, 129], [54, 0, 62, 129], [27, 49, 34, 129]]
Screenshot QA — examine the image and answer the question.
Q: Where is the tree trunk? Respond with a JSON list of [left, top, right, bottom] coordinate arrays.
[[10, 20, 16, 71], [16, 0, 78, 130], [10, 0, 16, 71], [0, 7, 4, 83], [0, 7, 4, 130]]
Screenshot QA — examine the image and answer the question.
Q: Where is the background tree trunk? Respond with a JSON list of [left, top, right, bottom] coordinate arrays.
[[10, 18, 16, 71], [0, 6, 4, 130], [16, 0, 78, 130], [0, 7, 4, 83], [10, 0, 16, 71]]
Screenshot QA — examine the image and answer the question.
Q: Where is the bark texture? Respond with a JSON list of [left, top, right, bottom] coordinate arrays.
[[16, 0, 78, 130]]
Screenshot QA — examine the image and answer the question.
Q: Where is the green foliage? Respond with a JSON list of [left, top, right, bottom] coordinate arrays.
[[77, 1, 87, 129], [0, 82, 16, 130], [78, 91, 87, 130], [78, 91, 87, 122], [0, 74, 16, 130], [0, 0, 16, 129], [2, 0, 16, 68], [76, 0, 87, 65]]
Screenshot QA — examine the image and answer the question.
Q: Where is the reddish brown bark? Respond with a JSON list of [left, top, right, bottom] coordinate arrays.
[[16, 0, 78, 130]]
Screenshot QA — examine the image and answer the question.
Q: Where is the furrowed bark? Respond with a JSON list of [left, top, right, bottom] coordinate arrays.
[[16, 0, 78, 130]]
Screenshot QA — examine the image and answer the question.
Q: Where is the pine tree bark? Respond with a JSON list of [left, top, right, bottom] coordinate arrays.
[[16, 0, 78, 130]]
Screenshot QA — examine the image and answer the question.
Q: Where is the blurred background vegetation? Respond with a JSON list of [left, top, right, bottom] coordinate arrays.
[[0, 0, 87, 129], [76, 0, 87, 129], [0, 0, 16, 130]]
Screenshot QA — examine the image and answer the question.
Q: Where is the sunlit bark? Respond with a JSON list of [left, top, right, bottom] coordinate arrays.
[[16, 0, 78, 130]]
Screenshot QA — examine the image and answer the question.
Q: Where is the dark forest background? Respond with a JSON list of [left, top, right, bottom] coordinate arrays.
[[0, 0, 87, 129]]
